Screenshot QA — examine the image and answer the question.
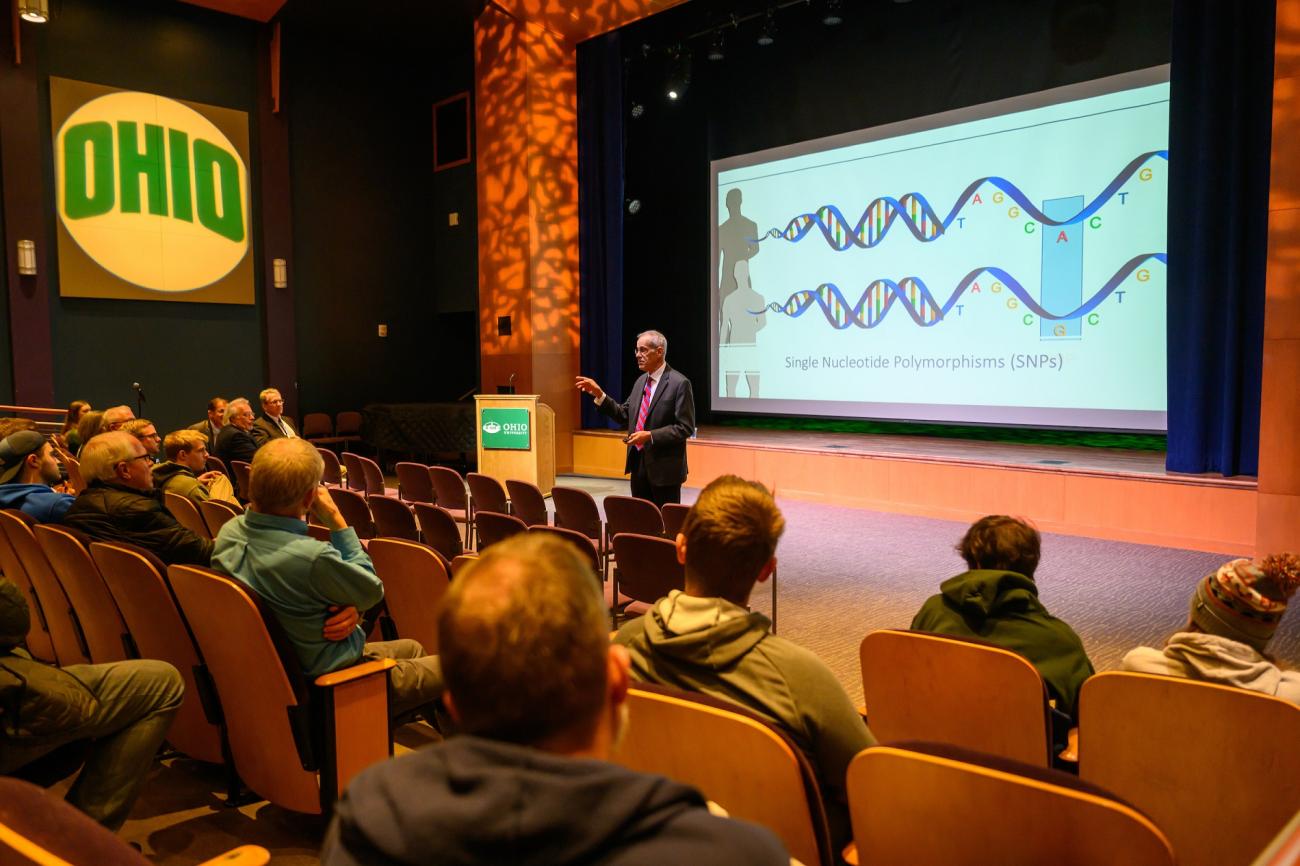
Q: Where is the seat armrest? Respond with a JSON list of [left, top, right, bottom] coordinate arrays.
[[314, 657, 396, 688], [198, 845, 272, 866]]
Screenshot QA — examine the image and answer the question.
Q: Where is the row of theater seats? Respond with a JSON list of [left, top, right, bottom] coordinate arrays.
[[621, 636, 1300, 866]]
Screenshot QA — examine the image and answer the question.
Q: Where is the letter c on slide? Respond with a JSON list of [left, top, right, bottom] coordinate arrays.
[[1024, 222, 1036, 234]]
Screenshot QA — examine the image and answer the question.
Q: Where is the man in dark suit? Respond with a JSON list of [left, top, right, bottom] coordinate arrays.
[[188, 396, 226, 447], [215, 398, 260, 497], [576, 330, 695, 506], [252, 387, 298, 446]]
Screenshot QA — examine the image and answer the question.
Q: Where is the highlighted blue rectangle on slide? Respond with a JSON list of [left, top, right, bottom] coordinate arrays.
[[1040, 195, 1083, 340]]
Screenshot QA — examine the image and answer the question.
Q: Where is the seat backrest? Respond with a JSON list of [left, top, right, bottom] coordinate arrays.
[[428, 466, 468, 511], [204, 454, 228, 477], [199, 499, 241, 538], [475, 511, 527, 550], [302, 412, 333, 439], [341, 452, 366, 492], [168, 564, 322, 814], [33, 525, 130, 664], [847, 745, 1174, 866], [505, 479, 548, 526], [230, 460, 252, 498], [0, 521, 56, 662], [357, 456, 389, 498], [0, 776, 151, 866], [0, 510, 89, 666], [335, 411, 363, 437], [395, 462, 434, 503], [1251, 807, 1300, 866], [604, 495, 664, 538], [1080, 671, 1300, 866], [611, 533, 684, 604], [466, 472, 508, 514], [528, 525, 601, 577], [368, 539, 450, 653], [331, 488, 376, 539], [450, 553, 479, 577], [661, 502, 690, 537], [859, 629, 1051, 766], [90, 542, 224, 765], [368, 495, 418, 541], [164, 491, 212, 541], [617, 686, 830, 866], [412, 503, 464, 561], [317, 446, 342, 486], [551, 485, 602, 543]]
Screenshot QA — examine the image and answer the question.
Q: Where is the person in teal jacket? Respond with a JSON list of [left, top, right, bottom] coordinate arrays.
[[910, 515, 1094, 721]]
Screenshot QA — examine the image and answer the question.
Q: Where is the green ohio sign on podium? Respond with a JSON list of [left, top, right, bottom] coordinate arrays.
[[480, 408, 531, 450]]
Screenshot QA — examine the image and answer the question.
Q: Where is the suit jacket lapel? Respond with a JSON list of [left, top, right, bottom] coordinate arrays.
[[646, 366, 672, 419]]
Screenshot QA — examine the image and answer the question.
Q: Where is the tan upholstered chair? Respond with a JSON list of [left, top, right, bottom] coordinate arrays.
[[616, 685, 834, 866], [199, 498, 243, 538], [0, 509, 89, 666], [34, 524, 131, 663], [1080, 671, 1300, 866], [164, 490, 213, 541], [858, 629, 1053, 766], [368, 538, 450, 653], [846, 745, 1174, 866], [0, 516, 56, 662]]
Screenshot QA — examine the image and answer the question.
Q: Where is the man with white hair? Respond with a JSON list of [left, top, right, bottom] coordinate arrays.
[[214, 398, 260, 495], [252, 388, 298, 445], [101, 404, 135, 432], [63, 431, 213, 565]]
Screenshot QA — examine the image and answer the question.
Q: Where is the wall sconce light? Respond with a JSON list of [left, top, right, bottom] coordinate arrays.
[[16, 241, 36, 276], [17, 0, 49, 23], [272, 258, 288, 288]]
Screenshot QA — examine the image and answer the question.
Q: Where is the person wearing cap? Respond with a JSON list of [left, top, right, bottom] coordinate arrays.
[[0, 430, 75, 523], [1122, 555, 1300, 704]]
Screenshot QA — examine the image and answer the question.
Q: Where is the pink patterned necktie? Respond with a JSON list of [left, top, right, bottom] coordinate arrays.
[[633, 378, 653, 450]]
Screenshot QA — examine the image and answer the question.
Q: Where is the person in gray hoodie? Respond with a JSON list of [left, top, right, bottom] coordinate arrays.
[[322, 532, 789, 866], [1122, 554, 1300, 704], [614, 475, 875, 849]]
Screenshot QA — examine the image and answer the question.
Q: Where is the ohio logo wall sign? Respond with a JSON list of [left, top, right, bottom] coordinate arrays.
[[51, 77, 254, 304]]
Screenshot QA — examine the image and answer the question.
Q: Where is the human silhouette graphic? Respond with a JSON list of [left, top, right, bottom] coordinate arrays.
[[716, 187, 760, 337], [721, 259, 765, 398]]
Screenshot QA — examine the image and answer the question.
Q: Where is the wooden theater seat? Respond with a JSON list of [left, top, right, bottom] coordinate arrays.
[[33, 524, 131, 663], [368, 538, 450, 653], [0, 509, 89, 666]]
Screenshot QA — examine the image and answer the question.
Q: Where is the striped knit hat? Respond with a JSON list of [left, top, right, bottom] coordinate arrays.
[[1191, 554, 1300, 651]]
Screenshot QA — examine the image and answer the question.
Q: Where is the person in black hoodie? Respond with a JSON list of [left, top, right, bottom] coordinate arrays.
[[321, 532, 789, 866]]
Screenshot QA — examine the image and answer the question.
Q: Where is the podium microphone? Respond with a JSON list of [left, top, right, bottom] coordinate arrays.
[[499, 373, 516, 395]]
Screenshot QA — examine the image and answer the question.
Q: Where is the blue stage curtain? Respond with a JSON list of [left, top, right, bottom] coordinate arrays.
[[1166, 1, 1274, 476], [577, 32, 625, 430]]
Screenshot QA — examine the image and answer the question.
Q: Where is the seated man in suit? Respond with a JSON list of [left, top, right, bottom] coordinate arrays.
[[63, 432, 213, 566], [252, 388, 298, 445], [211, 438, 441, 721], [188, 397, 227, 448], [614, 475, 875, 848], [322, 532, 789, 866], [214, 398, 260, 496]]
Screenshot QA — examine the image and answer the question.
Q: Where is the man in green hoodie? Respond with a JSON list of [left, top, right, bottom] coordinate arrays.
[[614, 474, 875, 848], [910, 515, 1094, 721]]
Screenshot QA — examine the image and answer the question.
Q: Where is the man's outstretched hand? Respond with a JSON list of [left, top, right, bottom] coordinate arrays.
[[574, 376, 603, 399]]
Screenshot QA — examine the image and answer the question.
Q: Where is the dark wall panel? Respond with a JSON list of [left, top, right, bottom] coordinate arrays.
[[35, 0, 263, 434]]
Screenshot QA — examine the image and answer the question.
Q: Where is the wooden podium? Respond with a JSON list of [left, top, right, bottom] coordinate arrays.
[[474, 394, 556, 494]]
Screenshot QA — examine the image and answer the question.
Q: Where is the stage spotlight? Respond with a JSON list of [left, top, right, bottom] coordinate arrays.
[[630, 102, 645, 119], [757, 9, 777, 46], [707, 32, 725, 62], [822, 0, 843, 25], [626, 198, 643, 215], [665, 45, 691, 101]]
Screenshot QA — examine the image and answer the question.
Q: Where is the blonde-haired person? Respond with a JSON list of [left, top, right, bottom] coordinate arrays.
[[153, 430, 225, 507], [1122, 555, 1300, 704], [211, 438, 442, 720], [614, 474, 874, 850], [121, 418, 162, 461], [63, 432, 213, 566]]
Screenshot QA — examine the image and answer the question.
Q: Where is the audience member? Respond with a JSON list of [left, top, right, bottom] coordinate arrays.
[[153, 430, 223, 507], [910, 515, 1094, 721], [252, 388, 297, 444], [101, 405, 135, 432], [0, 577, 184, 830], [1122, 554, 1300, 703], [214, 398, 259, 480], [60, 400, 90, 451], [189, 397, 227, 448], [121, 419, 162, 461], [0, 430, 75, 522], [614, 474, 874, 847], [322, 532, 789, 866], [73, 410, 104, 456], [0, 417, 37, 438], [211, 438, 441, 720], [63, 432, 213, 566]]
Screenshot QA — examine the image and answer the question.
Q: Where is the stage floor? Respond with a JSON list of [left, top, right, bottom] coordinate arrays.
[[690, 425, 1256, 487]]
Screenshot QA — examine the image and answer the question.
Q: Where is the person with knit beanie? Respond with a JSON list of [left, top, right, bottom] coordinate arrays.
[[1121, 554, 1300, 704]]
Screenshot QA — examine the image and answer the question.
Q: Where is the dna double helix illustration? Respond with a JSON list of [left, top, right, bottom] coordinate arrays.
[[760, 253, 1166, 330]]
